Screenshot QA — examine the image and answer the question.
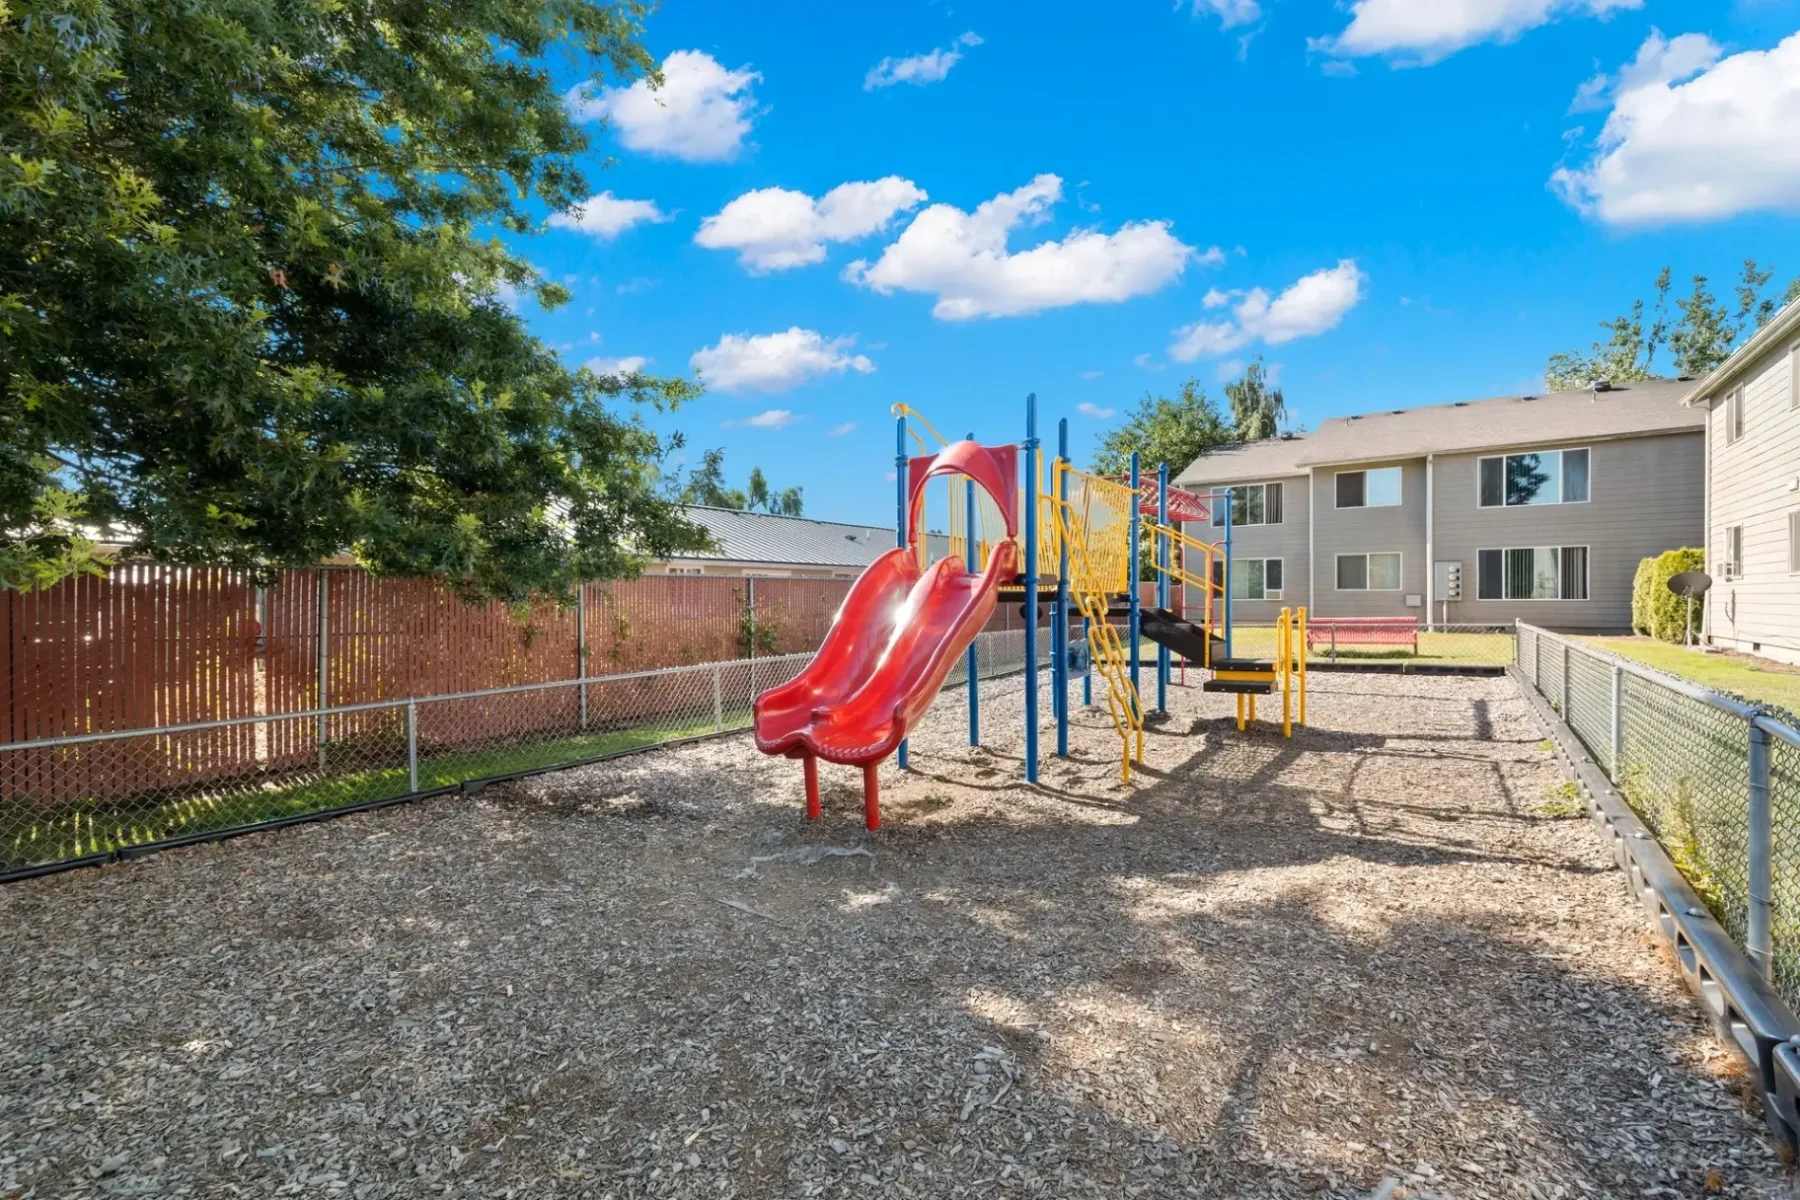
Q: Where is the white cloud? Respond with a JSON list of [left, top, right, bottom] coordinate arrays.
[[865, 31, 983, 90], [690, 328, 875, 393], [548, 192, 670, 239], [584, 355, 649, 376], [1170, 260, 1366, 361], [1215, 358, 1247, 381], [1554, 31, 1800, 225], [1314, 0, 1640, 65], [1078, 370, 1104, 380], [847, 174, 1206, 320], [1075, 402, 1116, 419], [1191, 0, 1262, 30], [1570, 29, 1720, 111], [695, 178, 928, 271], [828, 422, 857, 437], [568, 50, 759, 162], [727, 409, 798, 430]]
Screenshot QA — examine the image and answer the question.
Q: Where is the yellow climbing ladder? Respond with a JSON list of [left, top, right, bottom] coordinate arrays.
[[1051, 465, 1143, 782]]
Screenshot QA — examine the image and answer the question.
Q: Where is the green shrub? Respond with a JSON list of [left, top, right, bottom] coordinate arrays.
[[1631, 547, 1705, 643]]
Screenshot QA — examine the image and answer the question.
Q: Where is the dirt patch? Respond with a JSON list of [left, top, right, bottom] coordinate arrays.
[[0, 672, 1788, 1198]]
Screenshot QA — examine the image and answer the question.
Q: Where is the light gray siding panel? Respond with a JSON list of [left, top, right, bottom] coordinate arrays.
[[1432, 432, 1703, 630], [1177, 473, 1309, 626], [1705, 336, 1800, 657], [1311, 459, 1428, 617]]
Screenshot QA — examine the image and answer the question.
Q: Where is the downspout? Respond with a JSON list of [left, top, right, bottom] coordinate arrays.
[[1425, 454, 1435, 632], [1702, 404, 1713, 644], [1307, 467, 1317, 615]]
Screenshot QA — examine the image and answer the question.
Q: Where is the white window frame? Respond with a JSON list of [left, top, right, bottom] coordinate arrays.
[[1790, 511, 1800, 575], [1474, 545, 1591, 602], [1334, 551, 1403, 592], [1476, 447, 1592, 508], [1726, 387, 1745, 444], [1209, 481, 1281, 528], [1209, 556, 1284, 601], [1333, 466, 1403, 509], [1723, 524, 1744, 580], [1791, 343, 1800, 410]]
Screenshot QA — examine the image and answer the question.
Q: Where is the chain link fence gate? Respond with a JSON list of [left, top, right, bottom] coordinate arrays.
[[1, 628, 1064, 881]]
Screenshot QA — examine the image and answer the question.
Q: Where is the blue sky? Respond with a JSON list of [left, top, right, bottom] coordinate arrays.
[[511, 0, 1800, 528]]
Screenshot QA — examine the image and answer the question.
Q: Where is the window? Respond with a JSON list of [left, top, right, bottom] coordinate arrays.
[[1335, 552, 1402, 591], [1792, 345, 1800, 410], [1723, 524, 1744, 580], [1790, 512, 1800, 574], [1477, 448, 1590, 506], [1476, 547, 1589, 601], [1726, 386, 1746, 443], [1209, 481, 1282, 527], [1335, 466, 1401, 508], [1212, 557, 1283, 600]]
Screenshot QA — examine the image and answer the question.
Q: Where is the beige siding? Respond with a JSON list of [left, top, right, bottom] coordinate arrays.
[[1705, 337, 1800, 660], [1431, 433, 1702, 631], [1177, 473, 1309, 625], [1311, 459, 1428, 617]]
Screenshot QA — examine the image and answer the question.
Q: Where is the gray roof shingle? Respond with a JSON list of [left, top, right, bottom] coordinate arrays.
[[1178, 377, 1702, 485], [670, 506, 951, 568]]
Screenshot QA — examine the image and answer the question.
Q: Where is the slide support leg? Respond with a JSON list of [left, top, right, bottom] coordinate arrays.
[[803, 756, 821, 821], [862, 763, 881, 832]]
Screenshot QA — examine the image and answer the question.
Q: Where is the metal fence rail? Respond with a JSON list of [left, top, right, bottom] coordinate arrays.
[[1, 628, 1059, 881], [1515, 623, 1800, 1005]]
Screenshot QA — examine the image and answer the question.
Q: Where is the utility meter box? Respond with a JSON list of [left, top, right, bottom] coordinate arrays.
[[1435, 560, 1463, 601]]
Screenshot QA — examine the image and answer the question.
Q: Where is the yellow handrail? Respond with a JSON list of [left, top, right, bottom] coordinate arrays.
[[1050, 461, 1142, 782], [1145, 520, 1226, 667]]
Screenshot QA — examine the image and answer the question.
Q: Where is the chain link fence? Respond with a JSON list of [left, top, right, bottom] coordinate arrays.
[[1516, 623, 1800, 1011], [1, 628, 1060, 881]]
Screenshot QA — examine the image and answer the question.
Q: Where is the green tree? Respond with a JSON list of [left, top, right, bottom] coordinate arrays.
[[1091, 380, 1231, 477], [673, 450, 804, 516], [1545, 260, 1796, 390], [1224, 356, 1287, 441], [1, 0, 709, 599]]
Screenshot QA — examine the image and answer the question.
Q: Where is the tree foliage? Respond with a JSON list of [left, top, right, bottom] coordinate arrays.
[[0, 0, 710, 599], [1545, 261, 1798, 392], [1224, 356, 1287, 441], [673, 450, 805, 516], [1090, 380, 1232, 477], [1632, 547, 1706, 644]]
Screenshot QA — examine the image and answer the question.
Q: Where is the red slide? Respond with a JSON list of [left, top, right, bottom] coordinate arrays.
[[753, 440, 1019, 831]]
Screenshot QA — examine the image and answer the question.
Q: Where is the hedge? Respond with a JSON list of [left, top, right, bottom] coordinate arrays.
[[1632, 547, 1706, 643]]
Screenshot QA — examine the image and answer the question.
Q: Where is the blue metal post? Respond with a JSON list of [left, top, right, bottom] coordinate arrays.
[[1128, 452, 1141, 707], [965, 431, 979, 746], [1222, 486, 1234, 661], [1056, 418, 1071, 757], [1157, 462, 1170, 715], [1023, 395, 1040, 784], [895, 414, 909, 770]]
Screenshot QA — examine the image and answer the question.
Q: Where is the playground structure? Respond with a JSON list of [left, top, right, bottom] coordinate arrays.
[[753, 395, 1308, 829]]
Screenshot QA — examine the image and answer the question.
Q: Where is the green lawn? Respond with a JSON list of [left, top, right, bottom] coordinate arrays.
[[1580, 636, 1800, 715], [1148, 628, 1516, 667], [3, 712, 734, 873]]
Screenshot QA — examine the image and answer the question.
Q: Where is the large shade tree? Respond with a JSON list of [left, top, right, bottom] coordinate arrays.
[[0, 0, 710, 598]]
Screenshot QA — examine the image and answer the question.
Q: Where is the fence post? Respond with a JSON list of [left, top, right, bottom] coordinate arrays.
[[1330, 625, 1337, 663], [316, 568, 329, 767], [1749, 719, 1774, 981], [1609, 663, 1623, 784], [713, 665, 724, 733], [576, 583, 589, 732], [406, 700, 419, 793]]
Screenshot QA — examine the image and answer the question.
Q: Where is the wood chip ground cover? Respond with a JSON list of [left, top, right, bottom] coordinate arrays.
[[0, 672, 1789, 1198]]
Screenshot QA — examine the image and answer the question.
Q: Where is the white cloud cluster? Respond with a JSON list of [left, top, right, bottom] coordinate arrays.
[[726, 409, 798, 430], [1169, 260, 1366, 360], [1314, 0, 1640, 65], [1075, 402, 1116, 419], [865, 32, 983, 90], [847, 175, 1205, 320], [1554, 30, 1800, 225], [547, 192, 669, 240], [1569, 29, 1719, 111], [568, 50, 759, 162], [584, 355, 649, 376], [1191, 0, 1262, 30], [695, 178, 928, 272], [690, 328, 875, 393]]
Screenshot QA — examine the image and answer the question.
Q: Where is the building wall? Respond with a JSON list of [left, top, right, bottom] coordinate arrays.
[[645, 561, 860, 580], [1177, 473, 1310, 625], [1431, 432, 1703, 631], [1310, 458, 1429, 617], [1703, 339, 1800, 662]]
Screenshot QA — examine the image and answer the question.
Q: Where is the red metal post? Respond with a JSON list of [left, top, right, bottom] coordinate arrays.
[[862, 762, 881, 831], [804, 755, 821, 821]]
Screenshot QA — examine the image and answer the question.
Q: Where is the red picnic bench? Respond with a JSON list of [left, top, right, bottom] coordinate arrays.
[[1306, 616, 1419, 656]]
